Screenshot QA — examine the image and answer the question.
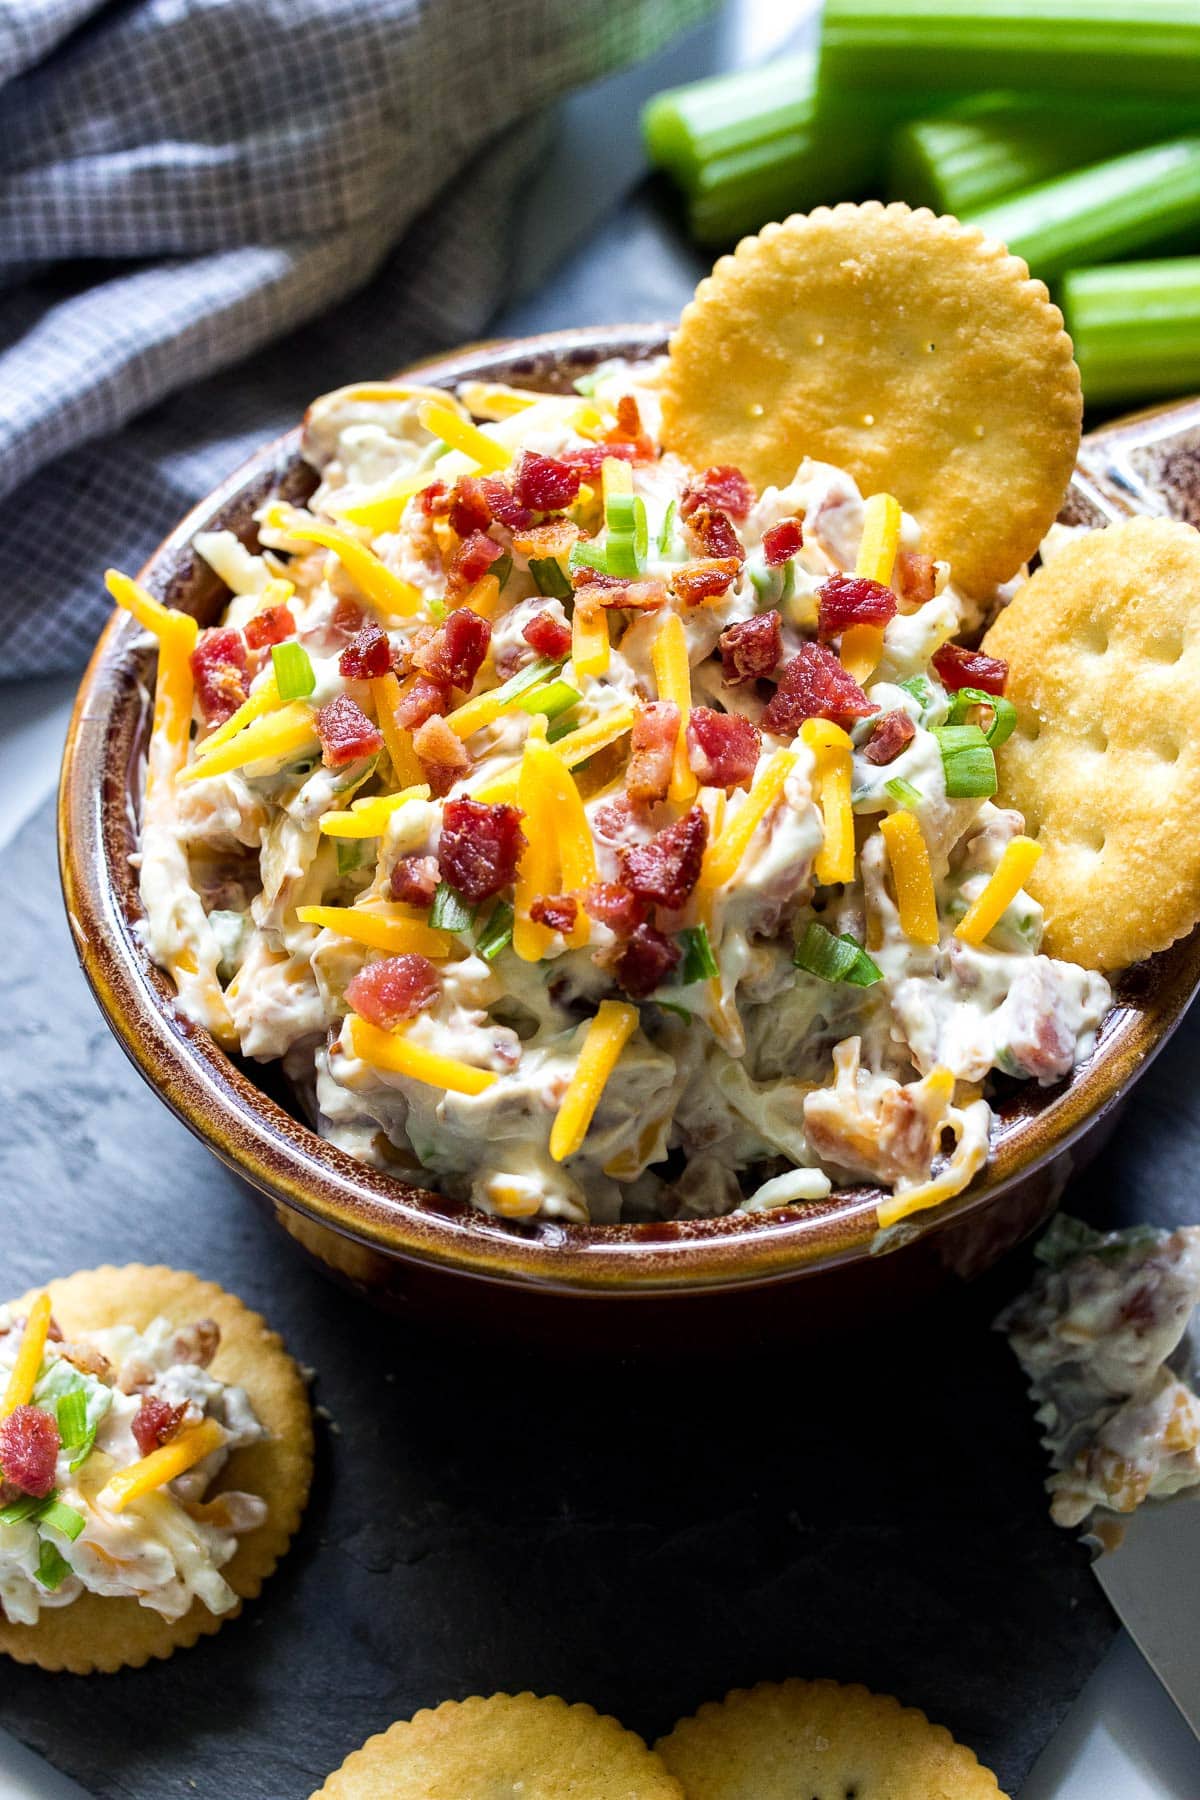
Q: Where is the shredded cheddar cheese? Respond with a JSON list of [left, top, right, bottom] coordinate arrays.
[[297, 904, 453, 959], [601, 455, 634, 503], [370, 673, 425, 786], [347, 1015, 497, 1095], [840, 491, 902, 684], [332, 470, 439, 534], [549, 1000, 639, 1162], [1, 1292, 52, 1419], [651, 611, 697, 803], [417, 399, 511, 472], [97, 1418, 225, 1514], [513, 739, 560, 962], [177, 700, 317, 783], [106, 569, 199, 794], [800, 718, 855, 886], [955, 836, 1044, 948], [192, 674, 282, 763], [571, 598, 611, 680], [456, 381, 542, 420], [701, 750, 798, 890], [880, 809, 939, 946], [318, 784, 431, 838], [262, 503, 422, 617]]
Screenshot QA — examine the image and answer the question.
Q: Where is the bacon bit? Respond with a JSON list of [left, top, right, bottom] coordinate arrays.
[[817, 574, 898, 640], [687, 707, 760, 789], [244, 603, 297, 651], [389, 854, 440, 906], [762, 642, 879, 736], [513, 451, 582, 513], [0, 1406, 59, 1497], [529, 894, 579, 934], [685, 504, 745, 563], [672, 557, 742, 607], [522, 609, 572, 660], [172, 1320, 220, 1367], [512, 518, 579, 560], [413, 713, 471, 795], [561, 439, 646, 483], [439, 797, 527, 902], [395, 673, 452, 730], [346, 953, 440, 1028], [413, 608, 491, 690], [576, 576, 668, 612], [132, 1394, 188, 1458], [863, 708, 917, 766], [418, 481, 449, 516], [330, 596, 365, 639], [762, 518, 804, 566], [338, 619, 393, 680], [592, 796, 638, 846], [447, 530, 503, 596], [449, 476, 493, 538], [191, 627, 248, 726], [59, 1341, 112, 1380], [316, 694, 384, 768], [615, 395, 642, 438], [627, 701, 680, 808], [932, 641, 1009, 695], [894, 550, 936, 608], [720, 611, 781, 684], [479, 477, 533, 531], [583, 881, 649, 938], [619, 806, 708, 909], [681, 465, 755, 522], [614, 923, 681, 999]]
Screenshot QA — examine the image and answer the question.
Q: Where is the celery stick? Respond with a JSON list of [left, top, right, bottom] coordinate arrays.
[[643, 54, 878, 243], [890, 92, 1200, 218], [968, 138, 1200, 281], [1062, 259, 1200, 404], [820, 1, 1200, 103]]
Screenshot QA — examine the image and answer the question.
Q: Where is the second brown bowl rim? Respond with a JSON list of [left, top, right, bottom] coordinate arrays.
[[57, 323, 1200, 1295]]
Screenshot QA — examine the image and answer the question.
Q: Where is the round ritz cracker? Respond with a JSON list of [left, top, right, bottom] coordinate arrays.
[[311, 1692, 685, 1799], [985, 516, 1200, 972], [659, 201, 1082, 598], [0, 1265, 313, 1674], [655, 1679, 1007, 1800]]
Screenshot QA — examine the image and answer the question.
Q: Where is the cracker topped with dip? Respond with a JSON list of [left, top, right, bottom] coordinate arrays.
[[0, 1266, 312, 1673], [105, 200, 1199, 1241]]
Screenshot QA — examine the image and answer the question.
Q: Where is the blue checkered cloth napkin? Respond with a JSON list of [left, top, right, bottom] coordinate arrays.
[[0, 0, 711, 678]]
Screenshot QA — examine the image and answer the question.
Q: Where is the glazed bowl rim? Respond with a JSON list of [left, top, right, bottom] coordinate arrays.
[[57, 322, 1200, 1296]]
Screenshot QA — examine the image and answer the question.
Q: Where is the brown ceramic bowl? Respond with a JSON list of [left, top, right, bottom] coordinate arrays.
[[58, 327, 1200, 1342]]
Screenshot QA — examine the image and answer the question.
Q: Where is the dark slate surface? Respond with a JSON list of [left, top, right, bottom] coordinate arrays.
[[4, 183, 1200, 1800]]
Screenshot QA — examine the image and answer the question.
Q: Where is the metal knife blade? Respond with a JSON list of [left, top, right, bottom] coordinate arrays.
[[1091, 1496, 1200, 1740]]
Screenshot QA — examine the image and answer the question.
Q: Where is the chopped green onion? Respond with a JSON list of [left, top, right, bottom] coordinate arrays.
[[657, 499, 677, 555], [490, 553, 513, 593], [430, 882, 474, 933], [568, 540, 610, 576], [932, 723, 998, 799], [336, 840, 364, 876], [898, 674, 933, 709], [679, 923, 719, 984], [967, 136, 1200, 282], [889, 91, 1200, 220], [947, 686, 1016, 747], [604, 493, 649, 579], [427, 597, 447, 622], [475, 901, 514, 962], [794, 921, 882, 988], [34, 1539, 72, 1592], [528, 556, 573, 600], [514, 679, 582, 724], [36, 1499, 86, 1542], [1062, 257, 1200, 404], [270, 641, 316, 701], [885, 777, 923, 810], [820, 1, 1200, 106], [56, 1387, 88, 1452], [487, 655, 562, 707], [1, 1492, 49, 1528], [573, 373, 599, 397], [656, 1000, 694, 1024]]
